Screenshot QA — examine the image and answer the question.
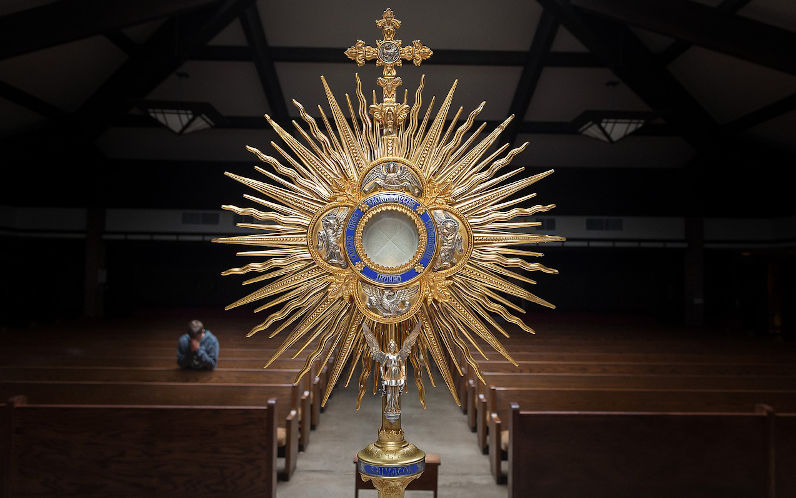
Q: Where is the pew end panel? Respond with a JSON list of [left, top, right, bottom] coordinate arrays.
[[777, 413, 796, 498], [299, 389, 311, 451], [489, 409, 507, 484], [280, 408, 299, 481], [311, 375, 321, 429], [476, 393, 488, 453], [466, 379, 477, 431], [265, 398, 278, 497], [456, 362, 468, 414], [506, 402, 519, 494]]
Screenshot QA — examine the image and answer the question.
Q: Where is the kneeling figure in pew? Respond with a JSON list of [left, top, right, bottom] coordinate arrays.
[[177, 319, 219, 370]]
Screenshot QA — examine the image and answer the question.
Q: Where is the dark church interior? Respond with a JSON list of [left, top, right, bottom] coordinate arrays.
[[1, 1, 794, 497]]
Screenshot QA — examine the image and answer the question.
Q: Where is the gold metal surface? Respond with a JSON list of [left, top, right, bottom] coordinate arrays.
[[359, 475, 421, 498], [214, 8, 564, 496]]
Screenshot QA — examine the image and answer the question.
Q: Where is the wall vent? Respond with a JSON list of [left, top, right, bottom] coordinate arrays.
[[535, 217, 556, 230], [181, 212, 219, 225], [586, 218, 623, 231]]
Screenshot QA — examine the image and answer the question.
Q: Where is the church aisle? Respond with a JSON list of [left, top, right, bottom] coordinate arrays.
[[277, 373, 504, 497]]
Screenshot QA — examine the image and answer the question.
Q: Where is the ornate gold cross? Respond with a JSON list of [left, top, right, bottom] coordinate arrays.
[[345, 9, 433, 136]]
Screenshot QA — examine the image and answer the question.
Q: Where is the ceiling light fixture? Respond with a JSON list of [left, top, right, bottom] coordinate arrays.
[[574, 111, 655, 144], [137, 100, 222, 135]]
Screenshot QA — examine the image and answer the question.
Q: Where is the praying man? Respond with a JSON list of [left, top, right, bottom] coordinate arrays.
[[177, 319, 219, 370]]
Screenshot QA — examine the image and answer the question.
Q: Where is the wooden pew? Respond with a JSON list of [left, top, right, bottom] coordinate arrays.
[[459, 358, 796, 417], [457, 349, 796, 364], [487, 386, 796, 483], [0, 396, 278, 497], [465, 360, 796, 390], [0, 381, 302, 480], [0, 366, 317, 448], [21, 346, 311, 358], [0, 358, 328, 432], [470, 372, 796, 451], [505, 405, 772, 498], [456, 359, 796, 417]]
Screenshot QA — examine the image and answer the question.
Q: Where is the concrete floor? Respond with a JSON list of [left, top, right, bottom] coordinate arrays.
[[276, 373, 505, 497]]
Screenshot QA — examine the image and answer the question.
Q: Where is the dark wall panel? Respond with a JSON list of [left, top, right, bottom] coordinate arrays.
[[1, 237, 84, 326], [104, 240, 241, 315], [538, 248, 684, 322]]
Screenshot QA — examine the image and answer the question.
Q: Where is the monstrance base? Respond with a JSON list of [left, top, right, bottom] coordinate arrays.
[[357, 429, 425, 498]]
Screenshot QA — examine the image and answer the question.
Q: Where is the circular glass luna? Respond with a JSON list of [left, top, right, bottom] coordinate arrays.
[[361, 209, 420, 268]]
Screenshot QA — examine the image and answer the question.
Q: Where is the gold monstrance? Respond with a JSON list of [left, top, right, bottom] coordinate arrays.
[[214, 8, 563, 497]]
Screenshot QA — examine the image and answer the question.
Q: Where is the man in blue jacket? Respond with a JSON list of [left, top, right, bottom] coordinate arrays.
[[177, 320, 219, 370]]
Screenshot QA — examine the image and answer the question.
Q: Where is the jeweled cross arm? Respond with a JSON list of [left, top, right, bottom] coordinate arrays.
[[344, 8, 433, 100]]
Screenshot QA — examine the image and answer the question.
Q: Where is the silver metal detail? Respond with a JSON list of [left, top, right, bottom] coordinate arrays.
[[433, 211, 463, 270], [362, 283, 418, 317], [363, 321, 422, 421], [362, 161, 422, 196], [317, 208, 348, 268], [378, 41, 400, 64]]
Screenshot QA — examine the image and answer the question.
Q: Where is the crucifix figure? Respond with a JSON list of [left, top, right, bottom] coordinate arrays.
[[345, 9, 433, 136], [362, 321, 422, 421]]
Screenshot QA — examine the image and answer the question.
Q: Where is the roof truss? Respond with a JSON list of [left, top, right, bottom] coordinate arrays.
[[570, 0, 796, 75], [0, 0, 221, 61]]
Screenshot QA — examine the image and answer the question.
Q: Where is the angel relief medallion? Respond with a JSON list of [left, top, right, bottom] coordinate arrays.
[[362, 160, 422, 196], [433, 211, 464, 270], [316, 208, 348, 268], [362, 282, 418, 317]]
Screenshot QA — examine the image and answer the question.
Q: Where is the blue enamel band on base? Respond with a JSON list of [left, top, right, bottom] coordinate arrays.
[[358, 460, 425, 477]]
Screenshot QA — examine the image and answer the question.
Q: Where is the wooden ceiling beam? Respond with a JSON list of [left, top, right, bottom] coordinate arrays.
[[724, 93, 796, 133], [0, 0, 222, 61], [111, 113, 675, 136], [570, 0, 796, 75], [0, 80, 65, 119], [659, 0, 752, 65], [239, 5, 289, 124], [506, 10, 560, 145], [538, 0, 718, 149], [190, 45, 601, 67], [67, 0, 258, 143], [104, 32, 139, 56]]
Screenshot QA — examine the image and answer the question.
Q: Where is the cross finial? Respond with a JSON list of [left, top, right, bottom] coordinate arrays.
[[344, 9, 433, 136], [376, 8, 400, 40]]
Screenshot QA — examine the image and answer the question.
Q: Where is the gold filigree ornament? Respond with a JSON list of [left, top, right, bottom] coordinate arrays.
[[213, 8, 564, 495]]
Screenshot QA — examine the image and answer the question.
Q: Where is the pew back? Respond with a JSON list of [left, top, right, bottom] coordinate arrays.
[[1, 397, 278, 497], [0, 381, 298, 422], [0, 366, 307, 387], [507, 407, 770, 498], [477, 373, 796, 419], [470, 360, 796, 376], [491, 386, 796, 422]]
